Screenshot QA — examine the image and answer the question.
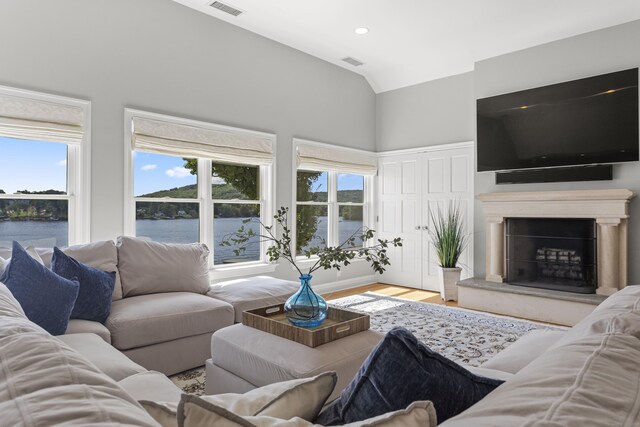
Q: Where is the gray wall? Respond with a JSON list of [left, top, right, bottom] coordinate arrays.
[[473, 20, 640, 284], [376, 19, 640, 284], [0, 0, 376, 284], [376, 72, 475, 151]]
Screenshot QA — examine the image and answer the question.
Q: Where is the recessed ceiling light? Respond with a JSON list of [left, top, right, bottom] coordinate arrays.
[[354, 27, 369, 35]]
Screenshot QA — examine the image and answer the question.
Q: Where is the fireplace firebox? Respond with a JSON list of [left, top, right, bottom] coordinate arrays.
[[506, 218, 597, 294]]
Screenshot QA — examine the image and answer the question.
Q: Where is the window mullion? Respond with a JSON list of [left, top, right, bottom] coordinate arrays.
[[328, 172, 338, 247], [199, 159, 213, 267]]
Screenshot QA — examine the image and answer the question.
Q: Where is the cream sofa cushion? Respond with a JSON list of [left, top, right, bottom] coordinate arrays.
[[178, 396, 436, 427], [65, 318, 112, 343], [441, 333, 640, 426], [208, 276, 299, 323], [550, 285, 640, 350], [119, 371, 183, 404], [107, 292, 234, 350], [117, 236, 210, 297], [594, 284, 640, 312], [141, 372, 337, 427], [0, 282, 25, 317], [0, 308, 158, 425], [58, 333, 147, 381]]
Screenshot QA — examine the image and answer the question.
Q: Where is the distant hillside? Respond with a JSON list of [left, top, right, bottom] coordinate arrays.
[[137, 184, 258, 220], [139, 184, 251, 200], [0, 190, 68, 221], [135, 185, 363, 220], [141, 185, 363, 203]]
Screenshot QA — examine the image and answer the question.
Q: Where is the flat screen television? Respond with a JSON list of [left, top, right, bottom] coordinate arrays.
[[477, 68, 639, 172]]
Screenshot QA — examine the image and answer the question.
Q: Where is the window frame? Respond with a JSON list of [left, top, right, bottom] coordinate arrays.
[[124, 109, 276, 278], [292, 139, 374, 264], [0, 85, 91, 246]]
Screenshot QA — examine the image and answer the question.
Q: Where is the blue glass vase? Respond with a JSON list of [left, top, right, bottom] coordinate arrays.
[[284, 274, 328, 328]]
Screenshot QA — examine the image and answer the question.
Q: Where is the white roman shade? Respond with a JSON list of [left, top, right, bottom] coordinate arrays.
[[0, 94, 85, 145], [296, 142, 377, 175], [131, 116, 274, 165]]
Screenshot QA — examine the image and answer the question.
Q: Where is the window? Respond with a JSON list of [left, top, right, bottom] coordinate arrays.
[[294, 140, 376, 257], [337, 174, 365, 248], [296, 171, 329, 254], [211, 162, 262, 265], [134, 152, 199, 244], [125, 109, 275, 272], [0, 86, 90, 248]]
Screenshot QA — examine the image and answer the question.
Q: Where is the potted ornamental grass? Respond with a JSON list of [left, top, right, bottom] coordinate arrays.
[[222, 207, 402, 328], [429, 202, 468, 301]]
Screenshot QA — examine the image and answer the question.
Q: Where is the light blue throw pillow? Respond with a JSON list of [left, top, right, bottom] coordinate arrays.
[[51, 247, 115, 323], [3, 241, 79, 335]]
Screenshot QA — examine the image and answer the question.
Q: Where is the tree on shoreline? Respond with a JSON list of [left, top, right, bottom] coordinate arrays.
[[183, 159, 323, 252]]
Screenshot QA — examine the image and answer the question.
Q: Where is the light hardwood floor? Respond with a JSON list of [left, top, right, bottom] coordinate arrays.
[[323, 283, 458, 307]]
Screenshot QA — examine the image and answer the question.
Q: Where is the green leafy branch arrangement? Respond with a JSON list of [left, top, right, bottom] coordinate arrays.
[[221, 207, 402, 276]]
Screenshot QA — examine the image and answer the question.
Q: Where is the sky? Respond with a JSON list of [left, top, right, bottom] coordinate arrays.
[[0, 137, 67, 194], [0, 137, 364, 196], [134, 151, 198, 196]]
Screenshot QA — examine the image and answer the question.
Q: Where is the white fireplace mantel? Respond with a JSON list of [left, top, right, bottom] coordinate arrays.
[[478, 189, 635, 296]]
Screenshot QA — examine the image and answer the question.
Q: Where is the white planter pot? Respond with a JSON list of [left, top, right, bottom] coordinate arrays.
[[438, 267, 461, 301]]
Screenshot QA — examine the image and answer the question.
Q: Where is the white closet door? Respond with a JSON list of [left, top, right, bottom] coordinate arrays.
[[377, 154, 422, 288], [422, 146, 474, 290], [377, 143, 474, 292]]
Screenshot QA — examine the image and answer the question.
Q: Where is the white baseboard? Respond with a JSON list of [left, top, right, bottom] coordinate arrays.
[[314, 275, 377, 297]]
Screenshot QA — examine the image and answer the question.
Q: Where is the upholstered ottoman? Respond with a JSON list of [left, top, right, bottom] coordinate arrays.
[[205, 324, 383, 401], [207, 276, 299, 323]]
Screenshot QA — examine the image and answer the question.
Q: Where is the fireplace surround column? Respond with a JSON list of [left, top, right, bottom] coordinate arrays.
[[486, 216, 504, 283], [597, 219, 621, 296]]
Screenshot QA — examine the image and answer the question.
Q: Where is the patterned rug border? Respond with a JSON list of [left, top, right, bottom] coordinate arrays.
[[347, 291, 568, 330]]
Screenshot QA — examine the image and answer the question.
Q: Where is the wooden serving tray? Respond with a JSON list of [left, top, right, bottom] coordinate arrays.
[[242, 304, 370, 348]]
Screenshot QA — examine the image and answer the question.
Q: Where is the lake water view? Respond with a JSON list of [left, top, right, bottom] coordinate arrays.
[[0, 216, 364, 265]]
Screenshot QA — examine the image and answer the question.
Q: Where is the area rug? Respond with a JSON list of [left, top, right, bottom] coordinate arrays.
[[169, 292, 565, 395], [329, 292, 565, 367]]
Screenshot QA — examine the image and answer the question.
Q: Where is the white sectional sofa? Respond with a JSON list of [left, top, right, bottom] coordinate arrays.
[[441, 284, 640, 426], [2, 257, 640, 425], [0, 237, 298, 376]]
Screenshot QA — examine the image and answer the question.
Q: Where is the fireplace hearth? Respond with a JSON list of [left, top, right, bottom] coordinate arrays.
[[506, 218, 596, 294]]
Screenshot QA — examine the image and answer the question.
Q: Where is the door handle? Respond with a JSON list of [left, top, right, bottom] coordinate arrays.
[[415, 225, 421, 230], [422, 226, 429, 231]]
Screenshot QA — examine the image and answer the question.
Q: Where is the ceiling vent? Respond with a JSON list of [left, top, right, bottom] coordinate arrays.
[[209, 1, 243, 17], [341, 57, 365, 67]]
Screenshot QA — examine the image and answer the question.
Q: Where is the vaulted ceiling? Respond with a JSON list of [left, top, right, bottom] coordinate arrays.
[[173, 0, 640, 93]]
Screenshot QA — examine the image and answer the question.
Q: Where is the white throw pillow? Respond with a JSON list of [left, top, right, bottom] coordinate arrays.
[[177, 396, 436, 427], [140, 372, 337, 427], [0, 256, 7, 277], [0, 245, 44, 277]]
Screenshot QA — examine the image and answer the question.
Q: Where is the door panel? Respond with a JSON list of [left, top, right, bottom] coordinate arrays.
[[377, 145, 474, 291], [377, 156, 421, 288], [382, 200, 396, 233], [428, 157, 445, 193], [451, 155, 469, 193]]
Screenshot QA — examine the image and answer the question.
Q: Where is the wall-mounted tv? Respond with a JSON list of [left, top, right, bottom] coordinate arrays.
[[477, 68, 639, 172]]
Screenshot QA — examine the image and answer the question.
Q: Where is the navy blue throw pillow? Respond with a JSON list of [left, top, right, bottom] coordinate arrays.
[[51, 247, 115, 324], [3, 241, 79, 335], [315, 327, 504, 426]]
